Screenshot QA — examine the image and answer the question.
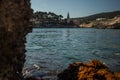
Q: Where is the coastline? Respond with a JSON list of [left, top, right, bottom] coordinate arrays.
[[24, 60, 120, 80]]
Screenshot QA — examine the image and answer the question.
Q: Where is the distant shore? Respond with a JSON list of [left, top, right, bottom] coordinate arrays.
[[31, 11, 120, 29], [32, 24, 79, 28], [79, 16, 120, 29]]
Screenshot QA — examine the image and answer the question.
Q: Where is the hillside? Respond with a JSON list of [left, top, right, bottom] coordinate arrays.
[[77, 11, 120, 23], [77, 11, 120, 29]]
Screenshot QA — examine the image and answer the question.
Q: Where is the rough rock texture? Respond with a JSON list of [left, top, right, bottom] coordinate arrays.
[[58, 60, 120, 80], [0, 0, 32, 80]]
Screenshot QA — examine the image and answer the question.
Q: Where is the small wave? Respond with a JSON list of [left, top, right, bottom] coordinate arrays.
[[115, 53, 120, 56], [91, 50, 100, 57], [26, 46, 43, 50], [65, 56, 79, 60]]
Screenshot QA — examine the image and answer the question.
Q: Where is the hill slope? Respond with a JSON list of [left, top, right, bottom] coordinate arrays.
[[77, 11, 120, 29], [78, 11, 120, 23]]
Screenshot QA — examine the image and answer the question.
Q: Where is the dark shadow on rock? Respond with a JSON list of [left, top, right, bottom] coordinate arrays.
[[0, 0, 32, 80]]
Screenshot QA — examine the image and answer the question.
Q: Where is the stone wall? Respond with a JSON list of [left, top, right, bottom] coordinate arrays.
[[0, 0, 32, 80]]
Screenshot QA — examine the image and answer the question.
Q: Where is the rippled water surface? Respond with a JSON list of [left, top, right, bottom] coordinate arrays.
[[25, 28, 120, 79]]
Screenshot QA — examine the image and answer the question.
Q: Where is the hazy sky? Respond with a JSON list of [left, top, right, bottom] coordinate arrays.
[[31, 0, 120, 18]]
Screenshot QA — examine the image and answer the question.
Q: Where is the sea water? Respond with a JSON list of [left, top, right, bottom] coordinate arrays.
[[25, 28, 120, 79]]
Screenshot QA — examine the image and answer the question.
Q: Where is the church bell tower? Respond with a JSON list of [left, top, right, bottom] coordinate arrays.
[[67, 12, 70, 23]]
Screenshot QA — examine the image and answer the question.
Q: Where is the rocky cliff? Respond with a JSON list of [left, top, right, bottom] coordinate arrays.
[[0, 0, 32, 80], [58, 60, 120, 80]]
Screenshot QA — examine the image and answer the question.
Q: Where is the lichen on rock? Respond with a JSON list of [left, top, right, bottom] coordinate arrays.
[[0, 0, 32, 80], [58, 60, 120, 80]]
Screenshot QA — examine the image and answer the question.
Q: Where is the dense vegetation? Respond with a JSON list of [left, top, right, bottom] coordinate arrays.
[[33, 11, 63, 24]]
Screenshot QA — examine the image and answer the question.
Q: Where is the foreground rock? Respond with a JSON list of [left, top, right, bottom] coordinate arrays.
[[22, 64, 47, 80], [58, 60, 120, 80], [0, 0, 32, 80]]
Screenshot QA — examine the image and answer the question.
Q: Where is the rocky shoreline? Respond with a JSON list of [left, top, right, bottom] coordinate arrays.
[[58, 60, 120, 80], [0, 0, 120, 80], [22, 60, 120, 80]]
